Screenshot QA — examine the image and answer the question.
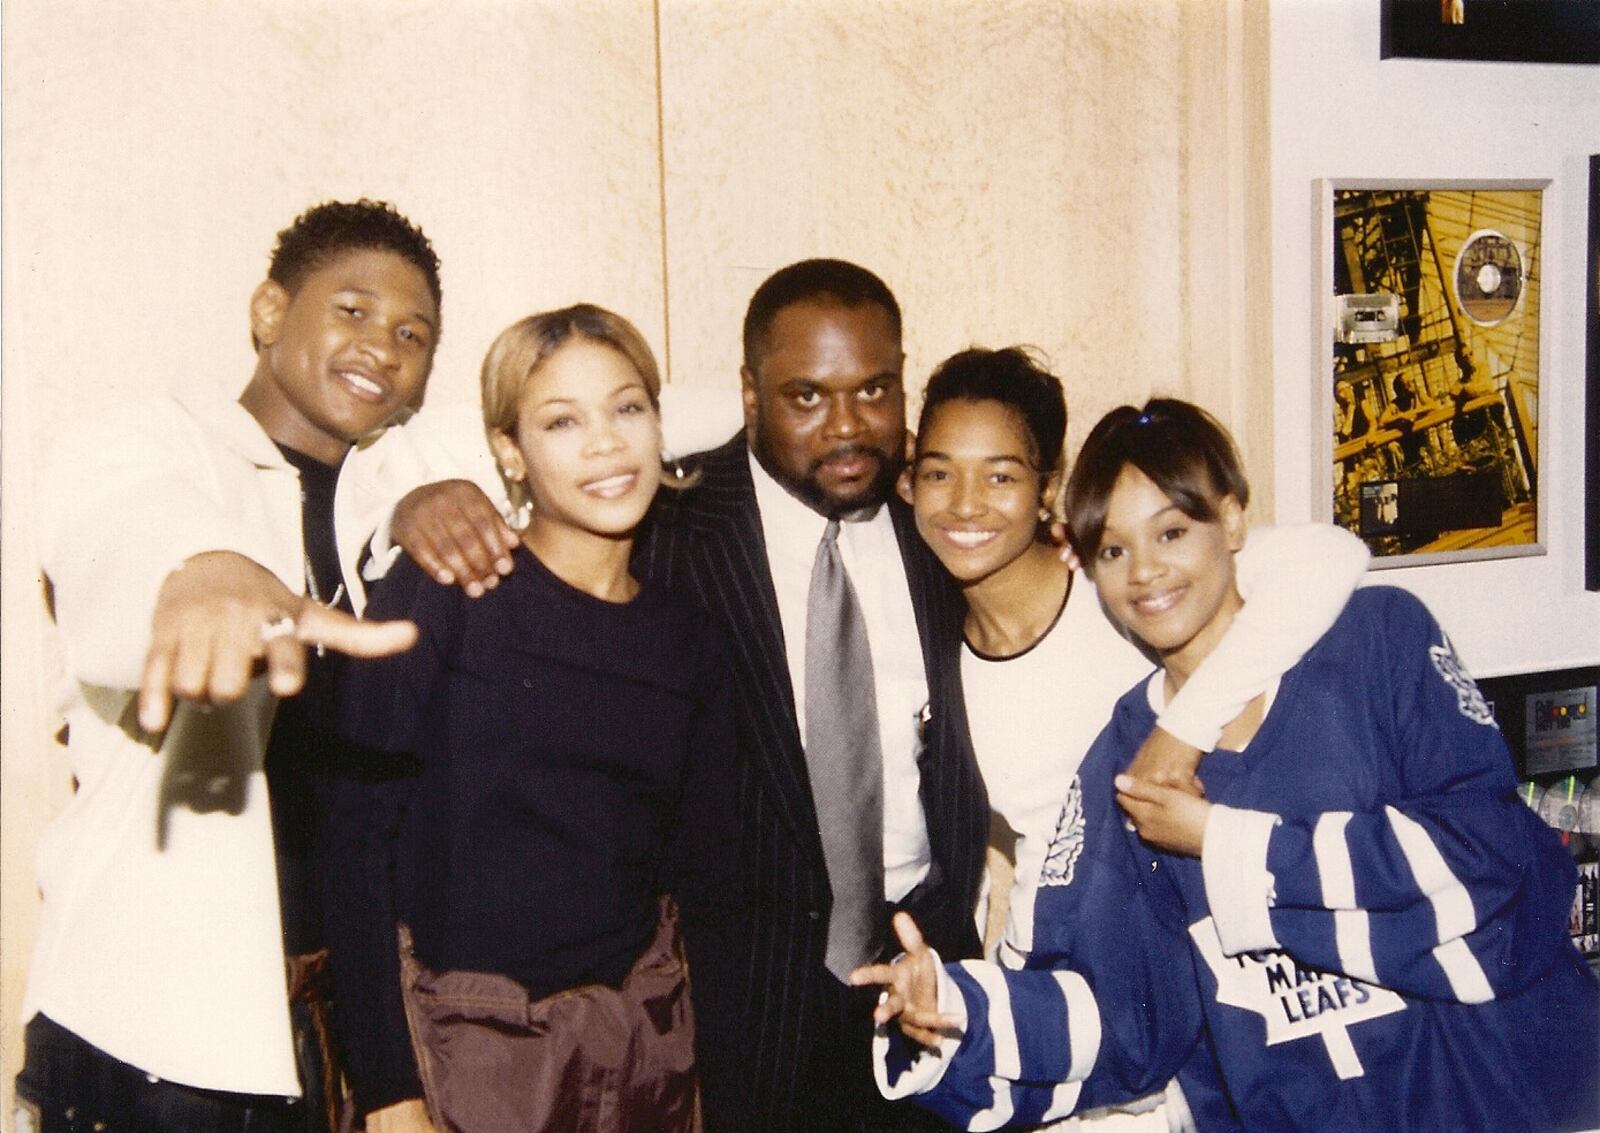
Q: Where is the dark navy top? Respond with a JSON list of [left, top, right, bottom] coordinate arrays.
[[328, 546, 743, 1115]]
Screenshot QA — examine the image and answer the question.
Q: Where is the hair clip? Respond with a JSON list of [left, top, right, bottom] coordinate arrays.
[[1136, 412, 1152, 425]]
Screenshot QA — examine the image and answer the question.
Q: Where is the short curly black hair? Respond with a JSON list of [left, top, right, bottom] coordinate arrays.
[[741, 258, 900, 372], [267, 199, 442, 314]]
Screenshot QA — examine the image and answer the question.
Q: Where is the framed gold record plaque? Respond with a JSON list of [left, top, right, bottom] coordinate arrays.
[[1315, 180, 1548, 567]]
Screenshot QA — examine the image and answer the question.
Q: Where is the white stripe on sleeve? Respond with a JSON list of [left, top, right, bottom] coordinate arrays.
[[1314, 812, 1380, 983], [1314, 812, 1357, 907], [1053, 969, 1103, 1081], [1032, 970, 1100, 1122], [1431, 938, 1495, 1003], [1385, 807, 1477, 938], [1201, 804, 1281, 955], [957, 962, 1020, 1131], [1040, 1079, 1086, 1122], [1385, 806, 1494, 1002], [1333, 909, 1379, 984]]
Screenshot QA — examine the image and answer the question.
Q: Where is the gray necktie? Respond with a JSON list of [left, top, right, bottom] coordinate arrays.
[[804, 518, 885, 980]]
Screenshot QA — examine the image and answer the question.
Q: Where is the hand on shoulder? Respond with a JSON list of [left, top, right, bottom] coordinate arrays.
[[391, 479, 518, 598], [1125, 726, 1206, 798]]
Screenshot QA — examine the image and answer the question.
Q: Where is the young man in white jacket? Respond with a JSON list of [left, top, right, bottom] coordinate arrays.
[[15, 200, 509, 1133]]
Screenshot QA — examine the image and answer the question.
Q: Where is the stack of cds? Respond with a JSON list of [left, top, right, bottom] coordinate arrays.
[[1521, 777, 1600, 954]]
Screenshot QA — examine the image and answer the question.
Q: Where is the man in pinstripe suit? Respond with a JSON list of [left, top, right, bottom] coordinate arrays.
[[388, 260, 986, 1132], [634, 260, 986, 1132]]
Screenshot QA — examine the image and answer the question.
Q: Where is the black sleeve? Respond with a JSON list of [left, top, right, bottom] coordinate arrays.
[[662, 622, 748, 1132], [327, 556, 459, 1114], [325, 772, 424, 1114], [342, 555, 457, 756]]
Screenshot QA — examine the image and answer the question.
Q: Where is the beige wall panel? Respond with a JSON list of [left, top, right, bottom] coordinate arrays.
[[657, 0, 1251, 467], [5, 0, 665, 421], [1175, 0, 1275, 515], [2, 0, 663, 1107]]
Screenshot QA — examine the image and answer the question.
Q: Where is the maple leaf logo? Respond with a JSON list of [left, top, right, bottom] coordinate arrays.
[[1429, 632, 1494, 726], [1190, 917, 1405, 1080], [1040, 775, 1086, 888]]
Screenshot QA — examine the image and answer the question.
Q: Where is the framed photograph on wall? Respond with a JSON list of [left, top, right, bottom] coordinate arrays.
[[1380, 0, 1600, 64], [1314, 180, 1548, 568]]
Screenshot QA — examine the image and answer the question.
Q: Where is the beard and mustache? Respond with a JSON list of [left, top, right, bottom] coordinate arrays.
[[749, 424, 903, 520]]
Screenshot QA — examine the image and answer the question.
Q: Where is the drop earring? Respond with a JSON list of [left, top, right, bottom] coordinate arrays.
[[502, 465, 532, 529]]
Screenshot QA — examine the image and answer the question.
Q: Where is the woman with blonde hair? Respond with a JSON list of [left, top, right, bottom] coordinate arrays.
[[328, 304, 742, 1133]]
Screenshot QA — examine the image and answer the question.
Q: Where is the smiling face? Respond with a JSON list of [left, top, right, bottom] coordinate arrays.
[[490, 337, 663, 546], [742, 299, 906, 517], [243, 247, 438, 464], [1092, 464, 1246, 679], [901, 398, 1056, 587]]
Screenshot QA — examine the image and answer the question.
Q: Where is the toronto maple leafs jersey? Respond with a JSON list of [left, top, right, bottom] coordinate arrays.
[[878, 587, 1599, 1132]]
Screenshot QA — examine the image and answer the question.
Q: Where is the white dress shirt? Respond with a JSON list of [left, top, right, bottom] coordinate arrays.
[[747, 451, 932, 901]]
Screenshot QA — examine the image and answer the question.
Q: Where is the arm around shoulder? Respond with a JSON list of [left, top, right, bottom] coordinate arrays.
[[1201, 589, 1580, 1002], [351, 403, 517, 594], [1160, 523, 1368, 751]]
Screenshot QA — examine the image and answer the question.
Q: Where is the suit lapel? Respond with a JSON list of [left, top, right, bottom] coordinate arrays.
[[680, 437, 826, 869], [890, 496, 952, 700]]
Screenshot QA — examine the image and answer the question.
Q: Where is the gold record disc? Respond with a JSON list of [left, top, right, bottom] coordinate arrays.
[[1453, 229, 1523, 326]]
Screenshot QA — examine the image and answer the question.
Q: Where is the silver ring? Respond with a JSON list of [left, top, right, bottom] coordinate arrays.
[[260, 615, 297, 643]]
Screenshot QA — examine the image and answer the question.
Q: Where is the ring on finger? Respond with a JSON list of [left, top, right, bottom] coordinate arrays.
[[259, 615, 297, 643]]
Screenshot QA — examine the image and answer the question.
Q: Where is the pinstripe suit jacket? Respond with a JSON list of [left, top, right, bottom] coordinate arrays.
[[634, 433, 987, 1132]]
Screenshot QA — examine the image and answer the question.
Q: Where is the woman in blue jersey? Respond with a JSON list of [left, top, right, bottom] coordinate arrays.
[[857, 397, 1598, 1132]]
